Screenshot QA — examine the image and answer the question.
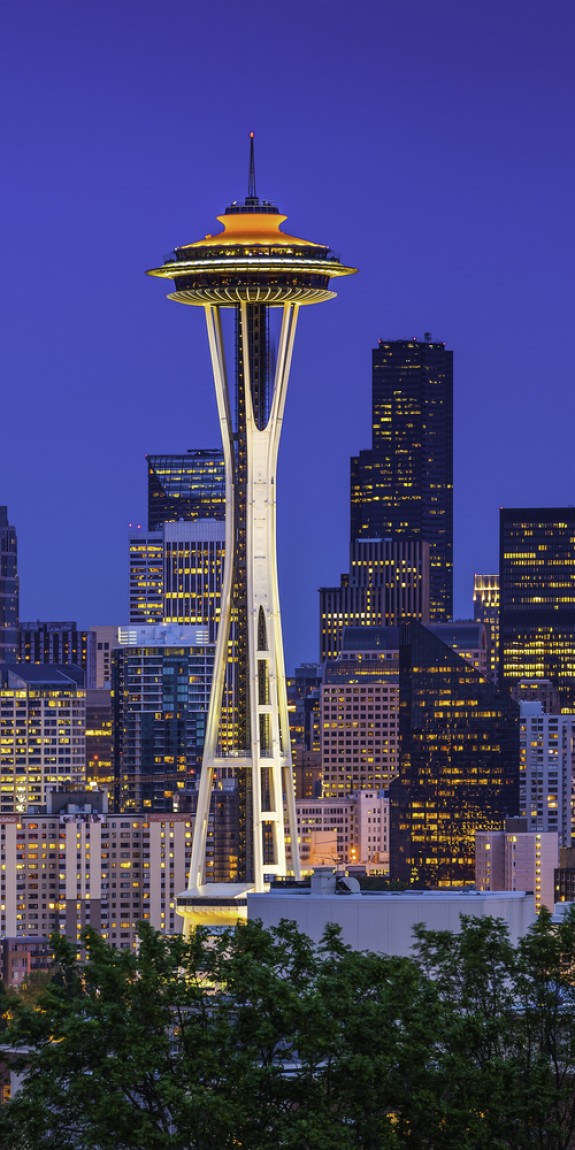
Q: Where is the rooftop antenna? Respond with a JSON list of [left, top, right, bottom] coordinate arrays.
[[247, 131, 257, 200]]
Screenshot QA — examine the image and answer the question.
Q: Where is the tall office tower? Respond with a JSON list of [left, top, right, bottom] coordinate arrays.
[[519, 701, 574, 845], [389, 622, 519, 887], [0, 665, 86, 813], [321, 629, 400, 797], [473, 574, 499, 681], [500, 508, 575, 710], [18, 621, 96, 685], [113, 624, 214, 814], [147, 450, 225, 531], [319, 538, 429, 661], [128, 528, 164, 624], [129, 522, 225, 638], [0, 507, 18, 663], [351, 338, 453, 621], [287, 664, 322, 800], [147, 137, 355, 926], [162, 521, 225, 637], [86, 687, 114, 793]]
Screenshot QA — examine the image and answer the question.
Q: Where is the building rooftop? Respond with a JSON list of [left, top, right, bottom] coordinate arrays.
[[1, 664, 85, 688]]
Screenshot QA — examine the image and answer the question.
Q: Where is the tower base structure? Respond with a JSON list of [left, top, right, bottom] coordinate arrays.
[[176, 882, 252, 930]]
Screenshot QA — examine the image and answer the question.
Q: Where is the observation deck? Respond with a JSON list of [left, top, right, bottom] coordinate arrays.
[[146, 200, 356, 306]]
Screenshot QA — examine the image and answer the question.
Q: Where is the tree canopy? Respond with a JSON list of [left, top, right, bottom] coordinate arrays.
[[2, 911, 575, 1149]]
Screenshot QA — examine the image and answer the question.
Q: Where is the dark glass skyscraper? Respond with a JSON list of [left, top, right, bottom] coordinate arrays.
[[18, 621, 95, 684], [0, 507, 18, 663], [147, 449, 225, 531], [351, 338, 453, 620], [500, 508, 575, 711], [113, 629, 215, 813], [389, 621, 519, 887]]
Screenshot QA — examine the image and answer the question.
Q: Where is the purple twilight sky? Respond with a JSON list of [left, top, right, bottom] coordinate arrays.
[[1, 0, 574, 671]]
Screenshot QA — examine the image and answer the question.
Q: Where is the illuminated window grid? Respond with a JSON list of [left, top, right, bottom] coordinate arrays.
[[321, 680, 399, 798]]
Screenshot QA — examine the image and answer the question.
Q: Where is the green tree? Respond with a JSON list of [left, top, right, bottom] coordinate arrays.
[[413, 909, 575, 1150], [3, 913, 575, 1149]]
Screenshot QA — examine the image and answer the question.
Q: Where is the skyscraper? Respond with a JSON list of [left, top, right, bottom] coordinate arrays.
[[147, 450, 225, 531], [162, 521, 225, 638], [319, 538, 429, 661], [390, 621, 519, 887], [351, 338, 453, 620], [129, 521, 225, 637], [500, 508, 575, 710], [519, 701, 574, 845], [321, 630, 400, 797], [128, 528, 164, 625], [147, 137, 356, 925], [113, 624, 215, 813], [0, 507, 18, 663], [473, 574, 499, 681]]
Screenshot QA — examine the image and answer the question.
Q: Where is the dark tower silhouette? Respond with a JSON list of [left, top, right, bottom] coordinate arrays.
[[0, 507, 18, 663], [351, 338, 453, 620], [390, 621, 519, 886]]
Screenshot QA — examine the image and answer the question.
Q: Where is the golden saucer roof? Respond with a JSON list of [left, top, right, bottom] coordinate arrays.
[[180, 210, 325, 251]]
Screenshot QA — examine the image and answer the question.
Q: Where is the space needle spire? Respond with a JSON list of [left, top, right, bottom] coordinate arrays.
[[147, 141, 356, 931], [247, 131, 257, 200]]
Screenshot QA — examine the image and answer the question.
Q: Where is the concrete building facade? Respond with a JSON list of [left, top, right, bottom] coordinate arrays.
[[0, 790, 194, 953], [476, 823, 559, 912], [249, 870, 535, 955], [295, 790, 389, 871], [519, 701, 574, 845]]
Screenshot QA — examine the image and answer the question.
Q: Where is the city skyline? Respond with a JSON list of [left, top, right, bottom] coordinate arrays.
[[2, 1, 575, 671]]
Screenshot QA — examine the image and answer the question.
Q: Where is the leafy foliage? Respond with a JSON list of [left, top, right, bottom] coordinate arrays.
[[3, 913, 575, 1148]]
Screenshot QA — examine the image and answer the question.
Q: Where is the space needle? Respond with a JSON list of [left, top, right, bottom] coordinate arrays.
[[147, 136, 356, 930]]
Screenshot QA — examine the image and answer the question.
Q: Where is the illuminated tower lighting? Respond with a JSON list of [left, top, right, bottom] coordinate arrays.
[[147, 136, 356, 930]]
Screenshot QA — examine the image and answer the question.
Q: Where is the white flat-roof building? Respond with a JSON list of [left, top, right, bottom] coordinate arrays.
[[248, 868, 535, 955]]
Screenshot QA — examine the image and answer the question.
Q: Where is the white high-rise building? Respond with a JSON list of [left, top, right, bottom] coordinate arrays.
[[519, 701, 575, 845]]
